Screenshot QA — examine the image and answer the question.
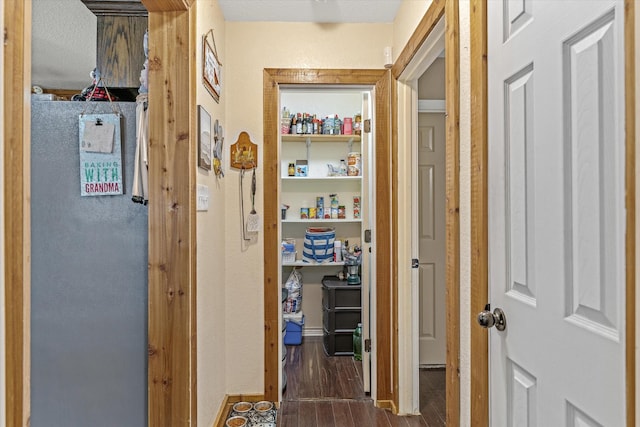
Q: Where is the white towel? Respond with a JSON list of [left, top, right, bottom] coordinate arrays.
[[132, 93, 149, 204]]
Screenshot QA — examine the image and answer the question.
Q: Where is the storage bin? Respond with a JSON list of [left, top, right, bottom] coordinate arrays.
[[322, 276, 361, 308], [303, 227, 335, 263], [323, 308, 361, 331], [322, 327, 355, 356], [284, 312, 305, 345]]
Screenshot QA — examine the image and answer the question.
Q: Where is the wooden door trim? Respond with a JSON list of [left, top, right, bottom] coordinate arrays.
[[263, 68, 392, 403], [469, 0, 488, 425], [391, 0, 460, 422], [624, 1, 636, 426], [146, 7, 197, 426], [470, 1, 636, 425], [4, 0, 31, 425]]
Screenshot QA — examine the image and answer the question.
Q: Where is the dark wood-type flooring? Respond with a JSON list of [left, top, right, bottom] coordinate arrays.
[[278, 337, 446, 426]]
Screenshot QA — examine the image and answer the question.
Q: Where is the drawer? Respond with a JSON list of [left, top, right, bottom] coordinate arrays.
[[322, 277, 361, 309], [323, 327, 355, 356], [323, 307, 361, 331]]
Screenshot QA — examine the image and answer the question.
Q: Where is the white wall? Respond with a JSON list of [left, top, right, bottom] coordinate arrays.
[[195, 2, 228, 426], [224, 21, 393, 393], [393, 0, 433, 63], [31, 0, 95, 90], [458, 2, 472, 424]]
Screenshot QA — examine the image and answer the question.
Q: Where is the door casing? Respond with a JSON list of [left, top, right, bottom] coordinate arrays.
[[392, 0, 460, 421], [4, 0, 199, 425], [263, 69, 392, 405]]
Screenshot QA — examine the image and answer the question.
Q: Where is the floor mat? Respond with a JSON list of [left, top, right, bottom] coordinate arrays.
[[225, 401, 277, 427]]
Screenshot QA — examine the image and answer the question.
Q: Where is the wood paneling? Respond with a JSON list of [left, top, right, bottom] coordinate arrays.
[[147, 9, 195, 426], [263, 68, 392, 404], [469, 0, 489, 425], [96, 16, 148, 88], [4, 0, 31, 425], [624, 1, 636, 426]]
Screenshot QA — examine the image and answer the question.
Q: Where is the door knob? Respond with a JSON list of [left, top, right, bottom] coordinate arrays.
[[477, 304, 506, 331]]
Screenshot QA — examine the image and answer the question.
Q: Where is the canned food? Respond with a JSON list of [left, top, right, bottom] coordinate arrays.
[[300, 208, 309, 219], [347, 152, 361, 176], [309, 207, 317, 219]]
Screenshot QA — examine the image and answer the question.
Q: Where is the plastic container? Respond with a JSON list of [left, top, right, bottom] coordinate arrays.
[[353, 323, 362, 361], [284, 312, 305, 345]]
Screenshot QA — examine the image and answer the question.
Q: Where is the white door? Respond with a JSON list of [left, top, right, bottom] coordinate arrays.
[[487, 1, 627, 425], [418, 112, 446, 365]]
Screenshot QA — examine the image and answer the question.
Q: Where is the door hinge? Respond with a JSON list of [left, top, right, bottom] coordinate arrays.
[[364, 119, 371, 133], [411, 258, 419, 269], [364, 338, 371, 352]]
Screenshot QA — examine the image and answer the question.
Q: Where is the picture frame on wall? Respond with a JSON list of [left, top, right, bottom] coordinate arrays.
[[202, 30, 222, 102], [198, 105, 212, 171]]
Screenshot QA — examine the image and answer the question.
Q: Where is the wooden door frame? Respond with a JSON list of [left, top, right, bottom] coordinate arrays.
[[5, 0, 198, 425], [142, 0, 198, 425], [4, 0, 31, 425], [469, 0, 636, 425], [263, 69, 392, 404], [390, 0, 460, 422]]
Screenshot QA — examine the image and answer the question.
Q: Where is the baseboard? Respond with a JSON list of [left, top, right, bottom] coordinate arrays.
[[376, 399, 398, 414], [302, 326, 324, 337], [213, 393, 266, 427]]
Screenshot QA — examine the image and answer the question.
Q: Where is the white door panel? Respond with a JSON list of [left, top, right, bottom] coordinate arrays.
[[488, 1, 626, 425], [418, 113, 446, 365]]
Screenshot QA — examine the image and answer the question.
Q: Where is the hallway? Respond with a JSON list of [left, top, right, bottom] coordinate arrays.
[[278, 337, 445, 426]]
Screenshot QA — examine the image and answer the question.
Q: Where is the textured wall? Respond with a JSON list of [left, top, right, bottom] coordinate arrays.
[[224, 21, 393, 393], [30, 101, 147, 427], [31, 0, 96, 90], [195, 1, 228, 426]]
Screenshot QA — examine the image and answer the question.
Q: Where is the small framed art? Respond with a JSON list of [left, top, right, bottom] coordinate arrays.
[[202, 30, 222, 102], [198, 105, 212, 171]]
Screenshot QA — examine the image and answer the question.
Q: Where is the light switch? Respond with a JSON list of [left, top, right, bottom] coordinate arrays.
[[197, 184, 209, 211]]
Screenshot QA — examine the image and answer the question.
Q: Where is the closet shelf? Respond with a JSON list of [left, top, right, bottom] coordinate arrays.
[[281, 134, 361, 143]]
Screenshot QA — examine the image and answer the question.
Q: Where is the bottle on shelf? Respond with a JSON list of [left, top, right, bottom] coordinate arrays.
[[339, 159, 347, 176], [353, 323, 362, 361]]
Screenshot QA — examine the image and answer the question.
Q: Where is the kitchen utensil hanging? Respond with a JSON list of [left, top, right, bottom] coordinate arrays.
[[246, 167, 260, 232], [233, 132, 259, 241]]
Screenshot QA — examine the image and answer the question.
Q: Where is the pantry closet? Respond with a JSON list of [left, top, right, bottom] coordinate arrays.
[[262, 69, 392, 405], [279, 88, 373, 400]]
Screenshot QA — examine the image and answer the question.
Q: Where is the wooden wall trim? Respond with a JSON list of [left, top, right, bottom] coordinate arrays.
[[624, 1, 636, 426], [4, 0, 31, 425], [374, 70, 393, 402], [262, 68, 392, 403], [262, 69, 280, 403], [391, 0, 445, 80], [188, 5, 198, 424], [444, 1, 460, 425], [147, 9, 195, 426], [469, 0, 489, 425]]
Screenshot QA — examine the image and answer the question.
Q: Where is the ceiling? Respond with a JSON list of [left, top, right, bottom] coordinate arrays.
[[217, 0, 402, 23]]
